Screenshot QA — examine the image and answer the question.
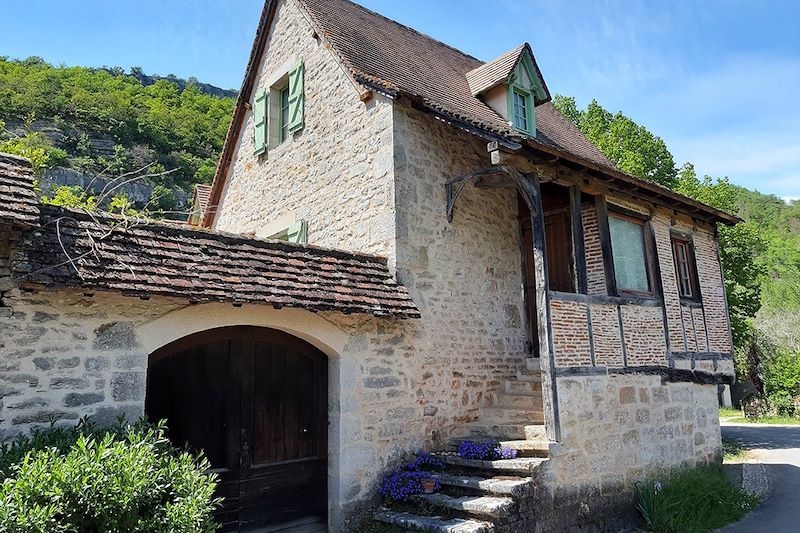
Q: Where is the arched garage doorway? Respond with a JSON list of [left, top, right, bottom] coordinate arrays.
[[146, 326, 328, 532]]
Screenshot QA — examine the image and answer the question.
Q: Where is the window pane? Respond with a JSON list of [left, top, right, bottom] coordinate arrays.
[[609, 216, 649, 292], [280, 87, 290, 142], [513, 91, 527, 130], [673, 240, 694, 298]]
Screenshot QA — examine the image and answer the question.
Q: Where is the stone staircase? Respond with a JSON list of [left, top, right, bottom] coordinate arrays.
[[374, 358, 549, 532]]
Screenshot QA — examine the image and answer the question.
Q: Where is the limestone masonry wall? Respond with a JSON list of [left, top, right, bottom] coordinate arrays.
[[539, 374, 722, 528], [213, 0, 396, 259], [391, 101, 529, 431], [0, 289, 181, 437]]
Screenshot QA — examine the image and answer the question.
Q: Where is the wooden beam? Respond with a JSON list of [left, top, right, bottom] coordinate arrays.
[[489, 145, 557, 177], [569, 185, 588, 294], [506, 166, 561, 443], [595, 194, 618, 296]]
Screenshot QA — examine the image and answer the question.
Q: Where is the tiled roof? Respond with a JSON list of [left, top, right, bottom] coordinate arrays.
[[0, 152, 40, 226], [204, 0, 740, 227], [466, 44, 526, 96], [1, 157, 419, 318], [296, 0, 612, 167]]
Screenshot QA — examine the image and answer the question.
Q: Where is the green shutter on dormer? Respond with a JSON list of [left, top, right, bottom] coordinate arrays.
[[253, 90, 268, 155], [287, 61, 305, 133]]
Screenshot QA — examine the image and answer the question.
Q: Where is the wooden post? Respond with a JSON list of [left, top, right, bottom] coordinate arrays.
[[595, 194, 618, 296], [569, 185, 588, 294], [507, 166, 561, 442]]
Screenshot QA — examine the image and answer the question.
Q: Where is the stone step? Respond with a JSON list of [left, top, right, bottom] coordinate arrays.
[[481, 407, 544, 423], [436, 452, 547, 475], [451, 423, 547, 442], [436, 472, 534, 499], [497, 440, 549, 458], [504, 380, 542, 395], [411, 493, 515, 521], [493, 393, 542, 410], [515, 371, 542, 383], [373, 509, 494, 533]]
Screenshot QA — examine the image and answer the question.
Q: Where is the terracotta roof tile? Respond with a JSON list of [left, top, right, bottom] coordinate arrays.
[[1, 158, 419, 318], [0, 152, 39, 226], [466, 44, 526, 96], [296, 0, 613, 167]]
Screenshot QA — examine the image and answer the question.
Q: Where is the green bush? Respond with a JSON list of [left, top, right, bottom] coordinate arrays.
[[764, 352, 800, 416], [0, 419, 220, 532], [636, 465, 758, 533]]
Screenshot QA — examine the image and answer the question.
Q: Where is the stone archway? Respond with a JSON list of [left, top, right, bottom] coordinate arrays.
[[146, 326, 328, 532]]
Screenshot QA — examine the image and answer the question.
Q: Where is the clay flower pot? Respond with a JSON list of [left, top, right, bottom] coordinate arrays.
[[421, 477, 437, 494]]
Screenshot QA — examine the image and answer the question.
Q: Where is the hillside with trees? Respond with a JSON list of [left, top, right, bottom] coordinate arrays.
[[0, 56, 235, 216], [555, 96, 800, 414]]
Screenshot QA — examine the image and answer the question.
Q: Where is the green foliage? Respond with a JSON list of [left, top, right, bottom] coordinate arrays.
[[0, 419, 220, 532], [149, 184, 177, 213], [41, 185, 145, 218], [40, 184, 98, 210], [0, 131, 67, 176], [763, 352, 800, 415], [721, 437, 749, 462], [635, 466, 758, 533], [0, 57, 234, 191], [553, 95, 677, 188]]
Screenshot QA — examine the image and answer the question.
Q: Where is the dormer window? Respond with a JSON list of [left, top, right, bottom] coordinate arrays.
[[466, 43, 551, 139], [512, 88, 531, 131]]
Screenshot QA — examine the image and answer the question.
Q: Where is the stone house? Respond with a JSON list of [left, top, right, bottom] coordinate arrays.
[[0, 0, 738, 531]]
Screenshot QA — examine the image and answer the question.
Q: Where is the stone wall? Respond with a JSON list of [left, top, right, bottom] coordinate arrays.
[[392, 101, 529, 423], [536, 373, 722, 530], [212, 0, 396, 259], [0, 289, 181, 436]]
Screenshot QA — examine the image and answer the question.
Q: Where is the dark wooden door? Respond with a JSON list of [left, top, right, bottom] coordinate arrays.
[[146, 327, 328, 532], [519, 196, 539, 357]]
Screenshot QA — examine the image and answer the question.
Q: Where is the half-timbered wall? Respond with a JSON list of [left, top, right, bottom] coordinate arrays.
[[548, 191, 733, 374]]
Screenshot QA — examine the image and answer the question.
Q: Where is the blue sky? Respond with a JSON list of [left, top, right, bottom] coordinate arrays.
[[3, 0, 799, 198]]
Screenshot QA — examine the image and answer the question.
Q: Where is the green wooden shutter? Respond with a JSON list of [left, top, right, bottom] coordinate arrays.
[[253, 90, 268, 155], [287, 220, 308, 244], [287, 61, 305, 133]]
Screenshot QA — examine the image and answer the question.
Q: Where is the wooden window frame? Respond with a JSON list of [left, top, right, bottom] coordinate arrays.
[[279, 85, 290, 143], [670, 231, 702, 303], [597, 197, 659, 298]]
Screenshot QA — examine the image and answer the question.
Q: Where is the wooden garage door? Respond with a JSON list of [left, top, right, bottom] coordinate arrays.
[[146, 327, 328, 532]]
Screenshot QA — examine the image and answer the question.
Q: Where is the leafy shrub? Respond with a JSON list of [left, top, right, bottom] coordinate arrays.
[[0, 418, 220, 532], [764, 352, 800, 416], [378, 450, 443, 503], [457, 440, 518, 461], [636, 465, 758, 533]]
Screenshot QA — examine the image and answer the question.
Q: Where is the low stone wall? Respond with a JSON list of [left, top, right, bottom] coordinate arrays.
[[530, 373, 722, 530]]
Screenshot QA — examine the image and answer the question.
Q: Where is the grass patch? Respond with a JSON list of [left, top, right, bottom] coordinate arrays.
[[719, 407, 742, 418], [636, 465, 759, 533], [725, 416, 800, 425], [722, 437, 750, 462]]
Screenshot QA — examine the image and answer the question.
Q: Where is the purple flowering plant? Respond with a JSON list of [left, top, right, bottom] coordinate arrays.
[[378, 450, 443, 503], [457, 439, 518, 460]]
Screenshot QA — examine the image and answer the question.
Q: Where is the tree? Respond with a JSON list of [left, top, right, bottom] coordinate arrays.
[[553, 95, 677, 188]]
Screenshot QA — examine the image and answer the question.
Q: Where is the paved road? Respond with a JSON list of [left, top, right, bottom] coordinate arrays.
[[719, 423, 800, 532]]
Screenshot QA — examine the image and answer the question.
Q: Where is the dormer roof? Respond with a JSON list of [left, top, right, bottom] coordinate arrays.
[[466, 43, 551, 105]]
